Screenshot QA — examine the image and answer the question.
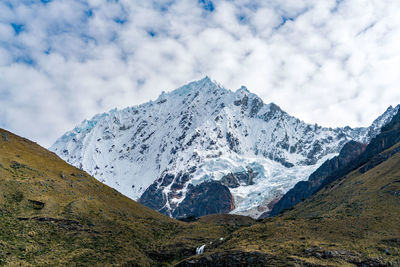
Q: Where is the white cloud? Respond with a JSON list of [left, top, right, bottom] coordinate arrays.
[[0, 0, 400, 147]]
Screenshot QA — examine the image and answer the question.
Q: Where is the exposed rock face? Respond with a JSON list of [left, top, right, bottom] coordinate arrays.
[[258, 196, 282, 219], [269, 141, 367, 217], [139, 174, 235, 218], [138, 171, 192, 213], [302, 247, 390, 266], [0, 132, 8, 142], [359, 146, 400, 174], [220, 173, 241, 188], [358, 108, 400, 163], [308, 141, 368, 186], [137, 182, 166, 211], [220, 168, 257, 188], [171, 181, 235, 219]]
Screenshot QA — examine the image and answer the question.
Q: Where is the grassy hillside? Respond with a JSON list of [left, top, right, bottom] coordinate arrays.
[[2, 126, 399, 266], [0, 128, 254, 266], [182, 143, 400, 266], [0, 128, 174, 266]]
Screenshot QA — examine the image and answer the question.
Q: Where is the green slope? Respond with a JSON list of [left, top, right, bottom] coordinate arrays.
[[0, 128, 174, 265], [0, 128, 253, 266]]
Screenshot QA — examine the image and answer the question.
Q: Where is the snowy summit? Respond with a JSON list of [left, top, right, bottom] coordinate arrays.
[[51, 77, 399, 218]]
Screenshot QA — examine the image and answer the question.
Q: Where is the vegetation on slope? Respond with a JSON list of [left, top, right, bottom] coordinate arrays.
[[1, 119, 400, 266], [0, 128, 254, 266]]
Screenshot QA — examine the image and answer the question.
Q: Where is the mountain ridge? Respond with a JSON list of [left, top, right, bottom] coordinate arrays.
[[50, 77, 400, 218]]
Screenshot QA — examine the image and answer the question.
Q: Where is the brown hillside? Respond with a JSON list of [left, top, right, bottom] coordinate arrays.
[[0, 128, 246, 266]]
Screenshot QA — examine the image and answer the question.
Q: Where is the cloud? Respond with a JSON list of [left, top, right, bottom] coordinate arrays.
[[0, 0, 400, 147]]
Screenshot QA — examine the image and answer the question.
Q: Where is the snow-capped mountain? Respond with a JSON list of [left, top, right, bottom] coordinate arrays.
[[50, 77, 399, 218]]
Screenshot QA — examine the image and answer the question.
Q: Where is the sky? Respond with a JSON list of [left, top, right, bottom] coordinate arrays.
[[1, 0, 400, 147]]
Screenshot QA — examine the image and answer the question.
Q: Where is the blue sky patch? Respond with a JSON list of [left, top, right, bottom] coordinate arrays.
[[147, 30, 156, 37], [114, 17, 127, 24], [274, 16, 294, 30], [237, 14, 247, 24], [85, 9, 94, 17], [11, 23, 24, 35], [16, 55, 35, 66], [199, 0, 214, 12]]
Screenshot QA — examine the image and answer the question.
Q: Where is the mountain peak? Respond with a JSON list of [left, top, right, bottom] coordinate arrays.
[[201, 75, 212, 82], [197, 75, 222, 89], [366, 104, 400, 141], [50, 77, 399, 219], [192, 76, 218, 88], [236, 85, 249, 94], [167, 76, 223, 97]]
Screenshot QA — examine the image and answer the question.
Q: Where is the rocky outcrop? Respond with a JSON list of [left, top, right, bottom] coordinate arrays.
[[220, 172, 240, 188], [140, 168, 261, 218], [359, 146, 400, 174], [269, 140, 367, 216], [303, 247, 391, 266], [0, 132, 8, 142], [138, 171, 192, 213], [137, 183, 166, 211], [139, 177, 235, 219], [172, 181, 235, 219], [220, 168, 257, 188]]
